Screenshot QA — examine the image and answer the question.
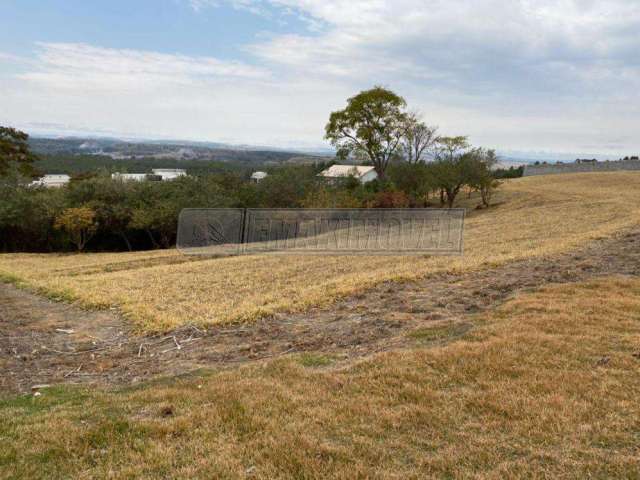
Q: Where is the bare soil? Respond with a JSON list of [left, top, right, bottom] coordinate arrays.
[[2, 229, 640, 394]]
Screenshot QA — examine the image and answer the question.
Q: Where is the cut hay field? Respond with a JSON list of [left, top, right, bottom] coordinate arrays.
[[1, 171, 640, 331]]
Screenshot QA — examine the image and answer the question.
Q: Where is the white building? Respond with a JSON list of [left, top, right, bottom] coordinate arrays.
[[30, 174, 71, 188], [318, 165, 378, 184], [250, 171, 268, 183], [151, 168, 187, 180], [111, 173, 149, 182]]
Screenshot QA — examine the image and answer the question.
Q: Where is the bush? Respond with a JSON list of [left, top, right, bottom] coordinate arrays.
[[368, 190, 411, 208], [54, 206, 98, 251]]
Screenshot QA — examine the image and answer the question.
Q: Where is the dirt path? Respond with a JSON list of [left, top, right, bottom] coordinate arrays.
[[2, 228, 640, 394]]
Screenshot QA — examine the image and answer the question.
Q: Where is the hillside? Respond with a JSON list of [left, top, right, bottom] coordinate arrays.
[[1, 171, 639, 478], [29, 137, 331, 174], [2, 172, 640, 330]]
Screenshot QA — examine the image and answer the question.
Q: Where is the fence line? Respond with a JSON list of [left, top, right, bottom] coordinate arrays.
[[523, 159, 640, 177]]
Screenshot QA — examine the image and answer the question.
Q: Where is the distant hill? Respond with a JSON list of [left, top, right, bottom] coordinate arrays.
[[29, 136, 334, 174]]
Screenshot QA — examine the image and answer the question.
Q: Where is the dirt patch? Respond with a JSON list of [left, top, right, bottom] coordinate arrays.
[[2, 228, 640, 394]]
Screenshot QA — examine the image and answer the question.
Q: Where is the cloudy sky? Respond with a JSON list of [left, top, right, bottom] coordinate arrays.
[[1, 0, 639, 155]]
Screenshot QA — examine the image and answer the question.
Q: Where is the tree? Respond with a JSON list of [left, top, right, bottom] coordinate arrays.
[[256, 165, 318, 208], [402, 113, 438, 163], [493, 165, 523, 179], [467, 149, 501, 208], [429, 136, 472, 207], [54, 207, 98, 251], [67, 175, 134, 250], [0, 180, 65, 251], [0, 127, 38, 176], [301, 185, 363, 208], [387, 161, 436, 206], [130, 200, 179, 248], [325, 86, 408, 179], [368, 190, 411, 208], [129, 175, 234, 248], [435, 136, 470, 161]]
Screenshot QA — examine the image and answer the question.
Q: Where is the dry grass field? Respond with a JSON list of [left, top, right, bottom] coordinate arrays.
[[2, 171, 640, 479], [2, 275, 639, 478], [1, 172, 640, 331]]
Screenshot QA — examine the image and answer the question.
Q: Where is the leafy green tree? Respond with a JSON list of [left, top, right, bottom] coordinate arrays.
[[54, 206, 98, 251], [428, 155, 476, 208], [0, 127, 38, 176], [301, 184, 363, 208], [388, 162, 436, 206], [493, 165, 523, 179], [428, 136, 473, 207], [0, 180, 65, 251], [325, 86, 408, 179], [435, 136, 470, 160], [67, 175, 135, 250], [130, 200, 179, 249], [129, 181, 184, 248], [256, 165, 318, 208], [467, 149, 501, 208], [130, 176, 234, 248]]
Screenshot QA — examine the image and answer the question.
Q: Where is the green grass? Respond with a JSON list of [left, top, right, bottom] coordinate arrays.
[[0, 271, 23, 287], [407, 321, 472, 343], [297, 353, 334, 367]]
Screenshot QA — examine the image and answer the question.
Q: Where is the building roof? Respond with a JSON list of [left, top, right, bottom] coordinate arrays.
[[35, 174, 70, 182], [152, 168, 186, 174], [112, 173, 148, 181], [30, 174, 71, 187], [318, 165, 376, 179], [151, 168, 187, 180], [250, 171, 268, 179]]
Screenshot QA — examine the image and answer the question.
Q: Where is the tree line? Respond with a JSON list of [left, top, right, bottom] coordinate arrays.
[[0, 87, 508, 252], [0, 159, 497, 252]]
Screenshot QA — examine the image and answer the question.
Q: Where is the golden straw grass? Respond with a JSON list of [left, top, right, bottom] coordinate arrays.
[[1, 172, 639, 330]]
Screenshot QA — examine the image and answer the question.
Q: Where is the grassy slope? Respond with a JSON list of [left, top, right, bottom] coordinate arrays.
[[1, 276, 639, 479], [2, 171, 640, 330]]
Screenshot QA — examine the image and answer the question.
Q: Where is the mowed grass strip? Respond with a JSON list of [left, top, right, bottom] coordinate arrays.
[[2, 172, 640, 330], [2, 276, 639, 479]]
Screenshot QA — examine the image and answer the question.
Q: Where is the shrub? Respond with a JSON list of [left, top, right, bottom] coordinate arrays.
[[368, 190, 411, 208], [54, 206, 98, 251]]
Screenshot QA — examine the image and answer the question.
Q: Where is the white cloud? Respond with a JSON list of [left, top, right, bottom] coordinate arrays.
[[208, 0, 640, 153], [189, 0, 273, 16], [188, 0, 217, 12], [241, 1, 640, 91], [1, 42, 348, 147], [2, 1, 640, 154], [19, 42, 269, 91]]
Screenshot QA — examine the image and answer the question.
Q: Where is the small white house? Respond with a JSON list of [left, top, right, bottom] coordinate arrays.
[[152, 168, 187, 180], [111, 173, 149, 182], [318, 165, 378, 184], [250, 171, 268, 183], [30, 174, 71, 188]]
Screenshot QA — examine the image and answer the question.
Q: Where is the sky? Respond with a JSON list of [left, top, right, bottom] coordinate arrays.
[[1, 0, 639, 157]]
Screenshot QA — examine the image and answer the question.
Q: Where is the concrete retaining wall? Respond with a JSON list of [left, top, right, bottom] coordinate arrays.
[[523, 159, 640, 177]]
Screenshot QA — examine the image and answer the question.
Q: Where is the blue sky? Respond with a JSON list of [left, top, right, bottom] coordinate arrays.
[[0, 1, 308, 60], [1, 0, 639, 156]]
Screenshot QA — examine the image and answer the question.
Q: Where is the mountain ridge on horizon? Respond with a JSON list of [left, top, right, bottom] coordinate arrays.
[[21, 129, 638, 167]]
